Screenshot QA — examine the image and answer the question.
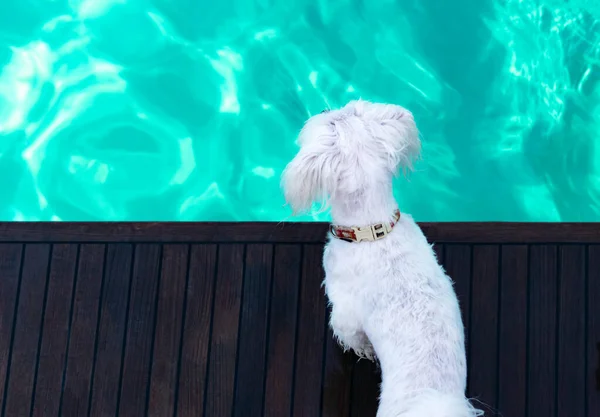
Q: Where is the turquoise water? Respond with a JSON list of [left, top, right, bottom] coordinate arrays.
[[0, 0, 599, 221]]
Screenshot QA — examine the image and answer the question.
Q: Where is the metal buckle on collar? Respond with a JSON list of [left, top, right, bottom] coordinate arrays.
[[329, 210, 400, 243], [353, 226, 375, 242], [371, 222, 391, 240], [330, 223, 391, 242]]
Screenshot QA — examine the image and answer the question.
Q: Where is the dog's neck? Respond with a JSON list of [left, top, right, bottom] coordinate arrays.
[[329, 183, 399, 227]]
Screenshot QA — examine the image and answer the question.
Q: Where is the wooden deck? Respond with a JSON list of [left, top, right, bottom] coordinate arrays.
[[0, 222, 598, 417]]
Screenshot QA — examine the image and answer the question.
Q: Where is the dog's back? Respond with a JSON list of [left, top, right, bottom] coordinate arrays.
[[323, 215, 480, 416]]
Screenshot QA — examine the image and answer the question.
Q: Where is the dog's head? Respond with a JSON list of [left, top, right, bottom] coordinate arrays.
[[281, 99, 420, 214]]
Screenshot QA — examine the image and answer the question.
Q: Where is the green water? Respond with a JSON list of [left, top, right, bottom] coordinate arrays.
[[0, 0, 599, 221]]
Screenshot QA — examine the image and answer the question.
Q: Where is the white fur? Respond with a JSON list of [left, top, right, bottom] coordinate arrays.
[[281, 100, 483, 417]]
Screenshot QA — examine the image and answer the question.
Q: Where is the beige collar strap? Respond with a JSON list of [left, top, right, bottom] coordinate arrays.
[[329, 209, 401, 243]]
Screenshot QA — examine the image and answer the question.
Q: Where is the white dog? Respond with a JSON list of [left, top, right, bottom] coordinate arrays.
[[281, 100, 483, 417]]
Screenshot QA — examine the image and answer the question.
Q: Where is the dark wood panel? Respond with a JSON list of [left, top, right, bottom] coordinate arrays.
[[204, 244, 245, 417], [233, 244, 273, 417], [588, 245, 600, 417], [557, 245, 586, 417], [528, 245, 558, 417], [118, 244, 162, 417], [2, 222, 600, 243], [292, 244, 327, 417], [2, 244, 51, 417], [469, 245, 500, 415], [176, 244, 218, 417], [497, 245, 528, 417], [31, 244, 78, 417], [59, 244, 106, 417], [442, 244, 472, 381], [420, 222, 600, 243], [148, 245, 189, 417], [0, 222, 329, 243], [0, 244, 23, 413], [263, 245, 302, 417], [433, 243, 445, 264], [88, 244, 134, 417], [349, 360, 379, 417], [0, 223, 596, 417], [321, 326, 353, 417]]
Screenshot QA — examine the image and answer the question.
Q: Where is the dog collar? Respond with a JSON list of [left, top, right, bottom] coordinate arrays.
[[329, 209, 401, 243]]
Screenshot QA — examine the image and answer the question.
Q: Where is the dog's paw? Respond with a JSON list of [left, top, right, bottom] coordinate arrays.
[[330, 319, 376, 361], [354, 343, 377, 362]]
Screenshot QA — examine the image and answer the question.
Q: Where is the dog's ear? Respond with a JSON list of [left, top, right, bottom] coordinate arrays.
[[281, 132, 339, 215], [371, 106, 421, 175]]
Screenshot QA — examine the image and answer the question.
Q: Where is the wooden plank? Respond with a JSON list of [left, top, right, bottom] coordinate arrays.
[[60, 244, 106, 417], [588, 245, 600, 417], [204, 244, 245, 417], [497, 245, 528, 417], [321, 325, 353, 417], [148, 245, 189, 417], [88, 244, 133, 417], [527, 245, 558, 417], [263, 245, 302, 417], [175, 244, 218, 417], [349, 360, 379, 417], [0, 222, 328, 243], [0, 221, 599, 244], [433, 243, 445, 264], [118, 244, 162, 416], [0, 244, 23, 413], [0, 223, 596, 416], [419, 222, 600, 244], [442, 245, 472, 373], [233, 244, 273, 417], [31, 244, 79, 417], [469, 245, 500, 415], [2, 244, 51, 417], [557, 245, 586, 417], [292, 244, 327, 416]]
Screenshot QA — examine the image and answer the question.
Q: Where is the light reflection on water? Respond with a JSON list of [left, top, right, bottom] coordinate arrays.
[[0, 0, 598, 221]]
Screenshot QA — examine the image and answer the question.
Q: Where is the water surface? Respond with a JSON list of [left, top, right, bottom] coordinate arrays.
[[0, 0, 599, 221]]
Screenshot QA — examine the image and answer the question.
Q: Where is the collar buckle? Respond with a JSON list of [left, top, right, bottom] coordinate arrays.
[[371, 222, 391, 240], [329, 210, 400, 243], [354, 226, 376, 242]]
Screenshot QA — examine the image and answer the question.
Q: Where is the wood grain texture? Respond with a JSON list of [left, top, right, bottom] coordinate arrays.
[[88, 244, 134, 417], [0, 244, 23, 414], [587, 245, 600, 417], [497, 245, 528, 417], [263, 245, 302, 417], [2, 244, 51, 417], [203, 244, 245, 417], [469, 245, 500, 415], [292, 244, 327, 417], [60, 244, 106, 417], [442, 244, 472, 381], [527, 245, 558, 417], [349, 360, 379, 417], [148, 245, 189, 417], [321, 326, 353, 417], [118, 244, 162, 417], [175, 244, 218, 417], [233, 244, 273, 417], [557, 245, 586, 417], [31, 244, 78, 417], [433, 243, 445, 265], [0, 221, 599, 243], [0, 223, 595, 417]]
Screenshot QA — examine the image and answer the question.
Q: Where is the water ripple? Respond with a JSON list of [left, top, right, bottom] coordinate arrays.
[[0, 0, 598, 221]]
